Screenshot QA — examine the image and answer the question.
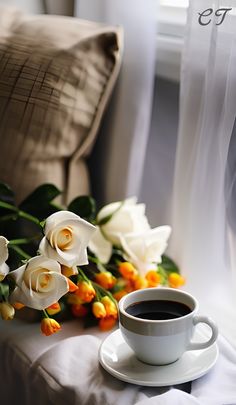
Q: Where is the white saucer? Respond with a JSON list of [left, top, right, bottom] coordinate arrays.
[[99, 329, 218, 387]]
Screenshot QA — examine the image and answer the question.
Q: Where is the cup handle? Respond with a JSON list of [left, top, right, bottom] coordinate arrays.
[[187, 315, 218, 351]]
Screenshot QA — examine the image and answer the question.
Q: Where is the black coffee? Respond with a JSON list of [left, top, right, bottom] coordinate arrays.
[[126, 300, 191, 320]]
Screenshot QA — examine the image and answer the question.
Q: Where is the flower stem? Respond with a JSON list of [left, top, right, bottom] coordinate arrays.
[[92, 284, 102, 301], [157, 265, 168, 285], [77, 267, 91, 283], [92, 281, 118, 308], [0, 201, 41, 227], [0, 201, 18, 212], [8, 245, 31, 260], [8, 235, 41, 245], [0, 214, 17, 222], [18, 210, 41, 226], [88, 255, 107, 273], [42, 309, 49, 318]]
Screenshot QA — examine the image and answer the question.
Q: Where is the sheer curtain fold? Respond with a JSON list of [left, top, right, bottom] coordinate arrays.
[[171, 0, 236, 344], [75, 0, 156, 203]]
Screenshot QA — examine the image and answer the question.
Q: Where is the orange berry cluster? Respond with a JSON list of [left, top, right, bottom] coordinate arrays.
[[113, 262, 185, 301], [67, 278, 118, 332], [40, 262, 185, 336], [92, 296, 118, 331]]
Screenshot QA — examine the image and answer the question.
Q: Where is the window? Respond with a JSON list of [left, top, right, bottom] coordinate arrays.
[[156, 0, 189, 81]]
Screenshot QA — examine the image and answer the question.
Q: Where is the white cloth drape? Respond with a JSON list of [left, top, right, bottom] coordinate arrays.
[[1, 320, 236, 405], [170, 0, 236, 346], [75, 0, 156, 203]]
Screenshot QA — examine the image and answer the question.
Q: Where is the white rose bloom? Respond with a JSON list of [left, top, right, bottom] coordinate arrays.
[[39, 211, 96, 267], [0, 236, 9, 281], [119, 226, 172, 276], [88, 227, 112, 264], [97, 197, 150, 246], [9, 256, 69, 310]]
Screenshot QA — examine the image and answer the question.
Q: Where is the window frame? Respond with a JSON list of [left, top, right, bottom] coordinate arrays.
[[156, 2, 188, 82]]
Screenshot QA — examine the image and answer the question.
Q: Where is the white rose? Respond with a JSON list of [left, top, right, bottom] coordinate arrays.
[[119, 226, 172, 276], [0, 236, 9, 281], [39, 211, 96, 267], [9, 256, 69, 310], [88, 227, 112, 264], [97, 197, 150, 246]]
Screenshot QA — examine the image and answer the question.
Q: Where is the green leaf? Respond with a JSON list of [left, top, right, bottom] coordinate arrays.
[[6, 275, 16, 294], [40, 219, 46, 229], [68, 196, 96, 221], [161, 255, 180, 274], [20, 184, 61, 209], [0, 282, 9, 300], [19, 184, 62, 220], [0, 183, 15, 204]]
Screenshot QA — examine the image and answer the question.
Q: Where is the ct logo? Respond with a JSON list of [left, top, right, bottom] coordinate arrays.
[[198, 8, 232, 26]]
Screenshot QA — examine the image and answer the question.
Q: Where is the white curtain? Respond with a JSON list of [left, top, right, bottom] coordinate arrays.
[[75, 0, 156, 203], [170, 0, 236, 345]]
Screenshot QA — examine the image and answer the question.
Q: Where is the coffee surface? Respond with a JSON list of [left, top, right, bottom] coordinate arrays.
[[126, 300, 191, 320]]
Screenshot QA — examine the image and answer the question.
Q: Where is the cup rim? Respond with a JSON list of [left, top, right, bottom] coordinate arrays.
[[119, 287, 198, 324]]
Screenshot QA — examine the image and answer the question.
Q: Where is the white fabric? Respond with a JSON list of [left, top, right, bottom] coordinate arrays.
[[170, 0, 236, 346], [75, 0, 156, 203], [0, 320, 235, 405]]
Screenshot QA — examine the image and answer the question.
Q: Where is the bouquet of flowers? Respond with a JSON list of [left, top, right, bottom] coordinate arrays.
[[0, 183, 184, 336]]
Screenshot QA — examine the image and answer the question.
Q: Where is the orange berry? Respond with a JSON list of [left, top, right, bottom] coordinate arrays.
[[101, 296, 118, 318], [95, 272, 116, 289], [112, 290, 127, 301], [67, 278, 79, 293], [41, 318, 61, 336], [125, 279, 136, 293], [75, 281, 96, 303], [118, 262, 138, 280], [71, 303, 88, 318], [61, 265, 78, 277], [145, 270, 161, 287], [67, 293, 82, 305], [168, 273, 185, 288], [46, 302, 61, 316], [99, 316, 117, 331], [12, 302, 25, 310], [0, 302, 15, 320], [133, 276, 148, 290], [92, 301, 106, 319]]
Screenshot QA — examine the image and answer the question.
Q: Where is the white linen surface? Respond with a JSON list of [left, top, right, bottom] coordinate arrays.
[[0, 320, 236, 405]]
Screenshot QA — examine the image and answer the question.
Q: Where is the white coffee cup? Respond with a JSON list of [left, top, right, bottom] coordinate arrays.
[[119, 287, 218, 365]]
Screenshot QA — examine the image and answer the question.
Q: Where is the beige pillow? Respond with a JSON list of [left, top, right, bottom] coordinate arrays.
[[0, 7, 122, 204]]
